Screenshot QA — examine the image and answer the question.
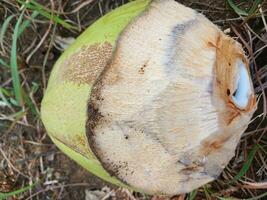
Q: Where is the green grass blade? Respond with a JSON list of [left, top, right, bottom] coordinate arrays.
[[0, 87, 12, 97], [28, 0, 59, 14], [18, 10, 39, 37], [22, 87, 40, 117], [229, 144, 259, 184], [17, 0, 77, 30], [227, 0, 248, 16], [9, 110, 27, 119], [203, 185, 211, 199], [0, 184, 34, 200], [0, 58, 9, 68], [0, 10, 37, 69], [0, 87, 12, 108], [188, 190, 198, 200], [10, 11, 25, 105], [0, 14, 16, 51], [248, 0, 263, 15]]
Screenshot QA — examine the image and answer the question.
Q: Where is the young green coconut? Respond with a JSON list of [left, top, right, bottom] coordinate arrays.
[[41, 0, 257, 196]]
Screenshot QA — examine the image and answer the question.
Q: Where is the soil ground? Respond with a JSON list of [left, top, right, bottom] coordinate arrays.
[[0, 0, 267, 199]]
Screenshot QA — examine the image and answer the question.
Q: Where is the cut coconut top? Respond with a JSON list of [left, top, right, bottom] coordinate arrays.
[[86, 0, 257, 196]]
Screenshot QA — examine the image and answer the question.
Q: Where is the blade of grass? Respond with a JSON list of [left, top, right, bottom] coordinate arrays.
[[203, 185, 211, 199], [0, 184, 35, 200], [17, 0, 77, 30], [227, 0, 263, 16], [0, 87, 12, 97], [8, 110, 27, 119], [10, 10, 26, 106], [0, 14, 16, 52], [22, 87, 40, 117], [18, 10, 39, 37], [248, 0, 263, 15], [227, 0, 248, 16], [0, 87, 12, 110], [188, 190, 198, 200], [10, 97, 20, 106], [27, 0, 57, 14], [0, 11, 38, 69], [0, 58, 9, 68], [229, 144, 260, 184]]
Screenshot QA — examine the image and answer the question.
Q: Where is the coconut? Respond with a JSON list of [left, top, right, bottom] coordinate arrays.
[[41, 0, 257, 196]]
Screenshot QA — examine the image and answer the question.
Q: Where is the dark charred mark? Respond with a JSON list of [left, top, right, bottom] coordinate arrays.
[[87, 104, 103, 136], [86, 84, 131, 185], [138, 65, 146, 74], [86, 82, 121, 180], [109, 162, 120, 176], [86, 76, 105, 126], [109, 161, 129, 177], [124, 135, 129, 140], [227, 89, 230, 96], [138, 60, 149, 74], [228, 62, 231, 66], [233, 89, 237, 97]]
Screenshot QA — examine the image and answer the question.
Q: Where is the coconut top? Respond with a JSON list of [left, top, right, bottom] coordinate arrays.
[[86, 0, 257, 196]]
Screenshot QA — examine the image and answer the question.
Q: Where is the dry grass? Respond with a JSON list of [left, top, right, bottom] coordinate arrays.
[[0, 0, 266, 199]]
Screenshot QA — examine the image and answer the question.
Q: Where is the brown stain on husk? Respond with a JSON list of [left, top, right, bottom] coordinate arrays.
[[60, 42, 113, 85]]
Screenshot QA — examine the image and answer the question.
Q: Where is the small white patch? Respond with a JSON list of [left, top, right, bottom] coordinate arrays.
[[232, 60, 252, 109]]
